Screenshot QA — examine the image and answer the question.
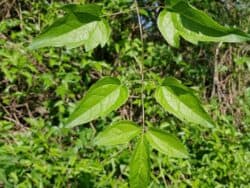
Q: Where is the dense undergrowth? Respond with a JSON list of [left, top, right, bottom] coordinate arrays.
[[0, 0, 250, 187]]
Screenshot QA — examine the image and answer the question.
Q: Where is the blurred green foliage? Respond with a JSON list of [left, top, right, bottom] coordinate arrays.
[[0, 0, 250, 187]]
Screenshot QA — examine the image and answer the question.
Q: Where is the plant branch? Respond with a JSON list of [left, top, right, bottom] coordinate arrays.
[[134, 0, 145, 132]]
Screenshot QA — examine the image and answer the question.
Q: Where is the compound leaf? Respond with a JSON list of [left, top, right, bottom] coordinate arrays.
[[94, 121, 141, 146], [129, 135, 150, 188], [155, 77, 214, 127], [65, 77, 129, 128], [29, 4, 110, 51]]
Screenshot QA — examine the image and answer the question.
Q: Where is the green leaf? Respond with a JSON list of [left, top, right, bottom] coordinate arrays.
[[155, 77, 214, 127], [157, 10, 180, 48], [159, 1, 250, 45], [29, 4, 110, 51], [62, 4, 102, 17], [146, 127, 188, 158], [94, 121, 141, 146], [65, 77, 129, 128], [129, 135, 150, 188]]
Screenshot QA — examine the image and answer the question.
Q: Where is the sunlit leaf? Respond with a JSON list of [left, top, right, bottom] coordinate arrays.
[[158, 1, 250, 46], [157, 10, 180, 48], [29, 4, 110, 51], [94, 121, 141, 146], [173, 1, 250, 43], [65, 77, 129, 128], [155, 77, 214, 127], [129, 135, 150, 188], [146, 127, 188, 158]]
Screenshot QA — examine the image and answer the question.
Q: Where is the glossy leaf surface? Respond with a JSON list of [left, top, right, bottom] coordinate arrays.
[[129, 135, 150, 188], [94, 121, 140, 146], [158, 1, 250, 46], [65, 77, 129, 128], [29, 4, 110, 50], [157, 10, 180, 48], [155, 77, 214, 127], [146, 127, 188, 158]]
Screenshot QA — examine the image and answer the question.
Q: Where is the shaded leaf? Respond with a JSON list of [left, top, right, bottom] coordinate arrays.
[[29, 4, 110, 50], [157, 10, 180, 48], [146, 127, 188, 158], [65, 77, 129, 128], [62, 4, 102, 17], [129, 135, 150, 188], [94, 121, 141, 146], [155, 77, 214, 127]]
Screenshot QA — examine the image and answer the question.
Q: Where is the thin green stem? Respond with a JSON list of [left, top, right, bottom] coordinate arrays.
[[158, 158, 168, 187], [134, 0, 145, 132]]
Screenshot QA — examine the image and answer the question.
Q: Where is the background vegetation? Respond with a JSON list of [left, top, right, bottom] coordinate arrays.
[[0, 0, 250, 187]]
